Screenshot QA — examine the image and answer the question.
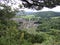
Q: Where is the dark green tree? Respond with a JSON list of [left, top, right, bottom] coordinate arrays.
[[0, 3, 21, 45], [21, 0, 60, 10]]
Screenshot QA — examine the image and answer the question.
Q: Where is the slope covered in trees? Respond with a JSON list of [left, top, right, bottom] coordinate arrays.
[[17, 11, 60, 18], [0, 0, 60, 45], [35, 11, 60, 18]]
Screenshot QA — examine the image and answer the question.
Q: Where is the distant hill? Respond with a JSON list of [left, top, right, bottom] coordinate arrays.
[[35, 11, 60, 18], [16, 11, 60, 18]]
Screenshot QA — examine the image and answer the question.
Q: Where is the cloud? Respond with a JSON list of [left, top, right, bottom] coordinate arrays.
[[51, 6, 60, 12], [40, 6, 60, 12], [23, 6, 60, 12], [40, 7, 51, 11]]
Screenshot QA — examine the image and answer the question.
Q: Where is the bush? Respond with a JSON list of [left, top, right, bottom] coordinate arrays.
[[24, 32, 46, 44]]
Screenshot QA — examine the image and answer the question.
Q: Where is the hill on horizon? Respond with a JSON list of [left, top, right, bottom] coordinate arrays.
[[16, 11, 60, 18]]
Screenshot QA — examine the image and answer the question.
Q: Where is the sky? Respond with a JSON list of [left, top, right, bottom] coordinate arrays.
[[39, 6, 60, 12], [23, 6, 60, 12], [0, 0, 60, 12]]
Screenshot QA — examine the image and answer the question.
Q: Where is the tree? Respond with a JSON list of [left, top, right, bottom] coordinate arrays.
[[21, 0, 60, 10], [0, 3, 32, 45], [0, 3, 21, 45], [0, 4, 17, 20], [1, 0, 60, 10]]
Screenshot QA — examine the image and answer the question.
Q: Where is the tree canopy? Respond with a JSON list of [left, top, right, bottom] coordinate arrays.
[[21, 0, 60, 10], [0, 0, 60, 10]]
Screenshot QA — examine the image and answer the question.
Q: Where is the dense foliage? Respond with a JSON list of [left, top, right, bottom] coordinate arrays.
[[1, 0, 60, 10], [36, 17, 60, 45], [0, 3, 46, 45], [21, 0, 60, 10], [0, 1, 60, 45]]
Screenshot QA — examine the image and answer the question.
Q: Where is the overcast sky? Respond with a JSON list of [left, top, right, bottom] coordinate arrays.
[[23, 6, 60, 12], [0, 0, 60, 12]]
